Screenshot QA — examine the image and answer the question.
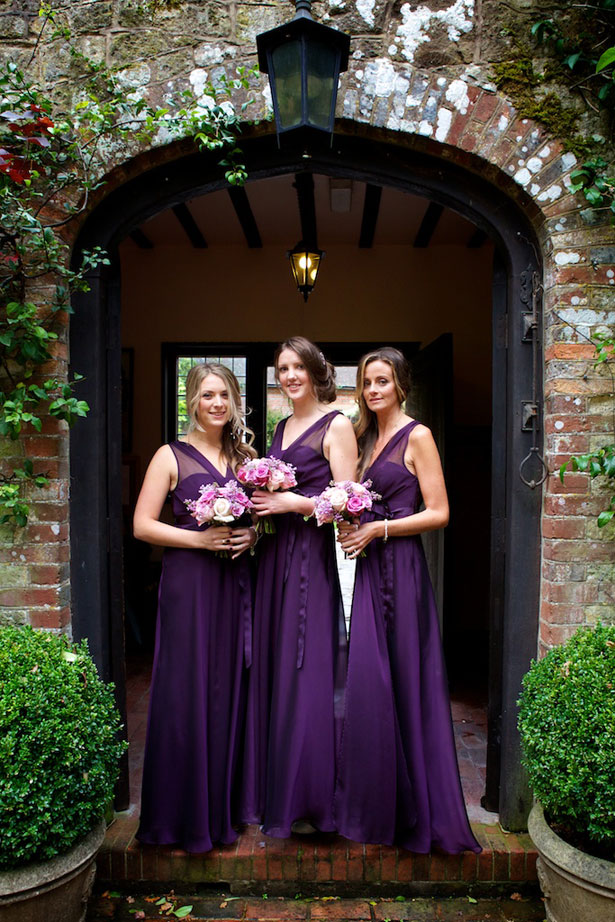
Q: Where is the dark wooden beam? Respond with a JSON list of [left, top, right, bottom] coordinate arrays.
[[171, 202, 207, 249], [227, 186, 262, 248], [129, 228, 154, 249], [468, 227, 488, 248], [293, 172, 317, 244], [413, 201, 444, 248], [359, 184, 382, 248]]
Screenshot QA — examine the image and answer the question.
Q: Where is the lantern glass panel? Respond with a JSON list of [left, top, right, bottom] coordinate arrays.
[[306, 40, 337, 129], [271, 40, 302, 130]]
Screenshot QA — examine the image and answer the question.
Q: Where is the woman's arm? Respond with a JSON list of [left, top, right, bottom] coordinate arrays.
[[338, 425, 449, 558], [133, 445, 232, 552]]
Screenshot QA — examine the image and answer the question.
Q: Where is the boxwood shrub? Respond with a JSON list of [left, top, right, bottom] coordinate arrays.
[[0, 625, 127, 869], [518, 623, 615, 856]]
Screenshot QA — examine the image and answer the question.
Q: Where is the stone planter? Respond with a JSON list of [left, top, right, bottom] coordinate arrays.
[[528, 802, 615, 922], [0, 821, 106, 922]]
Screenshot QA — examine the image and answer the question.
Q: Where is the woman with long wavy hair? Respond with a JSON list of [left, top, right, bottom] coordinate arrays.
[[134, 362, 257, 852], [334, 347, 480, 854]]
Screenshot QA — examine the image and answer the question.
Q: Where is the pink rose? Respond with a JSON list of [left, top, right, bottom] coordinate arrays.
[[346, 494, 365, 515]]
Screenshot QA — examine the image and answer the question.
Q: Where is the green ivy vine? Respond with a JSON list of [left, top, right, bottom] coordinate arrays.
[[494, 0, 615, 214], [0, 3, 255, 525]]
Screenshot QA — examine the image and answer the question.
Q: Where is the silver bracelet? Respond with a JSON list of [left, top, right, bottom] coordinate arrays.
[[383, 518, 388, 543]]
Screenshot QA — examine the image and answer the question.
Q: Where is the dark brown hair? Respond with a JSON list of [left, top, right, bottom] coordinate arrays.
[[355, 347, 411, 477], [274, 336, 337, 404]]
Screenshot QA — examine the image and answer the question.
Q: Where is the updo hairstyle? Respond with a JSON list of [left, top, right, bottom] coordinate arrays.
[[274, 336, 337, 404]]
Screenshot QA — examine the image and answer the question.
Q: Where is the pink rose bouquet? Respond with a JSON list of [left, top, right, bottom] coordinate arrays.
[[185, 482, 253, 555], [236, 456, 297, 492], [312, 480, 381, 555], [236, 456, 297, 533], [313, 480, 380, 525]]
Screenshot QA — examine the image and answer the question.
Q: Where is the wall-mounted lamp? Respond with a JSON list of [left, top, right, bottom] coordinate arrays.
[[256, 1, 350, 148]]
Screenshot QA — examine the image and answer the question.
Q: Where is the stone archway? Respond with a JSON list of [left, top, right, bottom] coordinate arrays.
[[71, 121, 546, 828]]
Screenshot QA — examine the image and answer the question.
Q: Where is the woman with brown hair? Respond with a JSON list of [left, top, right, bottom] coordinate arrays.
[[334, 347, 480, 854], [241, 336, 357, 838], [134, 362, 257, 852]]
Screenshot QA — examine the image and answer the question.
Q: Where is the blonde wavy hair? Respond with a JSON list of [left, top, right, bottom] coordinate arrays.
[[185, 363, 256, 469]]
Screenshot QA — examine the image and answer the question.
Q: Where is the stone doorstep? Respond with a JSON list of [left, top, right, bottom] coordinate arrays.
[[96, 816, 538, 896]]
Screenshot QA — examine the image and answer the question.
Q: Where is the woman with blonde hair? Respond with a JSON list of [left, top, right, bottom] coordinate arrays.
[[134, 362, 257, 852], [334, 347, 480, 854]]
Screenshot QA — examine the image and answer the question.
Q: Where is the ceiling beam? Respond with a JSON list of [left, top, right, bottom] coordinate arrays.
[[227, 186, 262, 248], [468, 227, 488, 248], [413, 202, 444, 248], [172, 202, 207, 249], [359, 184, 382, 248], [293, 172, 317, 244], [130, 228, 154, 249]]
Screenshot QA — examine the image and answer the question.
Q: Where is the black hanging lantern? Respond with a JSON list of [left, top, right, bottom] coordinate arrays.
[[288, 240, 324, 301], [257, 0, 350, 147]]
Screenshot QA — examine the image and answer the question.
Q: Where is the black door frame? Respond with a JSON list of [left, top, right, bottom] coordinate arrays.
[[70, 129, 542, 828]]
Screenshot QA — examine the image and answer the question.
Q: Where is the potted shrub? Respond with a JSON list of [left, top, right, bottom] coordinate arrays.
[[0, 625, 126, 922], [518, 622, 615, 922]]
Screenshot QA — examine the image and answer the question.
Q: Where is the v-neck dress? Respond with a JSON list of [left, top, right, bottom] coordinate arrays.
[[137, 440, 252, 852], [334, 422, 481, 854], [240, 412, 347, 837]]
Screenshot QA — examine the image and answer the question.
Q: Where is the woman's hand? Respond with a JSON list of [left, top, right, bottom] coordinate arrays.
[[229, 526, 258, 559], [337, 520, 380, 559], [197, 525, 234, 553], [251, 489, 308, 517]]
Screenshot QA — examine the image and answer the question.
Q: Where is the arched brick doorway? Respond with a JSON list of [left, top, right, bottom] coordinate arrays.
[[70, 126, 542, 830]]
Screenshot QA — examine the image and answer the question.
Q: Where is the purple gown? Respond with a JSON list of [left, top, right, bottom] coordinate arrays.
[[334, 421, 480, 854], [137, 441, 252, 852], [241, 411, 347, 837]]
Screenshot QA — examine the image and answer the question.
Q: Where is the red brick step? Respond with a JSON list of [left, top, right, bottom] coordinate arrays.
[[96, 815, 537, 896]]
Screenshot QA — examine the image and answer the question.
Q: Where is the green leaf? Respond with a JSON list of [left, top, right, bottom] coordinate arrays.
[[173, 908, 193, 919], [597, 510, 614, 528], [596, 47, 615, 74]]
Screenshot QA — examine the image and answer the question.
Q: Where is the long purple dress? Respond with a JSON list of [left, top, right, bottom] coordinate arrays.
[[241, 411, 347, 837], [137, 441, 252, 852], [334, 421, 480, 854]]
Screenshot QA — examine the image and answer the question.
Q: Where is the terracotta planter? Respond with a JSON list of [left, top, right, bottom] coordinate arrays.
[[528, 802, 615, 922], [0, 821, 106, 922]]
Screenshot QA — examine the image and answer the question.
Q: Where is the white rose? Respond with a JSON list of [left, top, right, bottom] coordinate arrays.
[[268, 469, 286, 490], [212, 497, 234, 522], [327, 487, 348, 511]]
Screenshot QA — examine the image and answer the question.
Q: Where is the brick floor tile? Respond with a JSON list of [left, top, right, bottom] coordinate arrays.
[[310, 899, 373, 919], [244, 899, 308, 919]]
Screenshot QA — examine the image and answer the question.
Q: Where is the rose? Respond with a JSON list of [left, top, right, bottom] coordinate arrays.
[[212, 497, 234, 522], [268, 468, 286, 490], [328, 487, 348, 512], [346, 493, 366, 515]]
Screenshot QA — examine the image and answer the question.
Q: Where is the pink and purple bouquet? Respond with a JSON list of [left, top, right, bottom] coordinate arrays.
[[236, 456, 297, 492], [185, 481, 253, 542], [236, 456, 297, 534], [312, 480, 380, 527]]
